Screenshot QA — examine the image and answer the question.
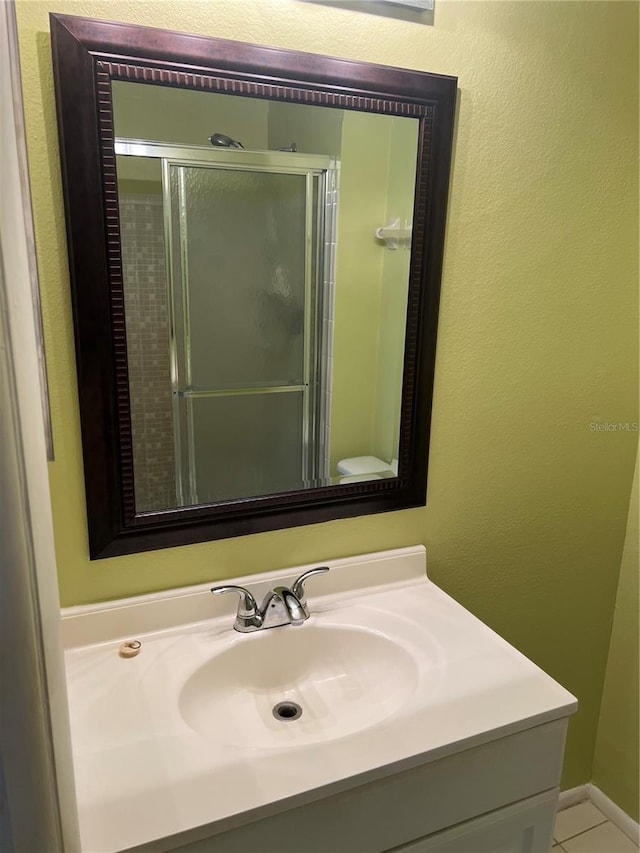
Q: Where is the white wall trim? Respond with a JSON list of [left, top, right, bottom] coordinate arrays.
[[0, 1, 80, 848], [558, 784, 639, 845], [557, 785, 590, 811], [589, 784, 640, 845]]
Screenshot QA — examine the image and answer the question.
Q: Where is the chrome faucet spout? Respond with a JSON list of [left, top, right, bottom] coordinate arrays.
[[212, 567, 330, 633], [272, 586, 306, 626], [259, 587, 305, 629]]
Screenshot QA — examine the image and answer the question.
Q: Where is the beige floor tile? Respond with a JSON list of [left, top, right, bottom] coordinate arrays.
[[554, 802, 607, 842], [563, 821, 639, 853]]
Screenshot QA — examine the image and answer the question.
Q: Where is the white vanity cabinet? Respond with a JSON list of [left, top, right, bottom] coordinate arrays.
[[61, 548, 576, 853], [391, 790, 558, 853], [165, 720, 565, 853]]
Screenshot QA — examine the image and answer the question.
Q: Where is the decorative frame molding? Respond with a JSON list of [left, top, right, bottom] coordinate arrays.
[[50, 13, 457, 558]]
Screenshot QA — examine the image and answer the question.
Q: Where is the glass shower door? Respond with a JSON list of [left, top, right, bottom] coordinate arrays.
[[166, 161, 322, 505]]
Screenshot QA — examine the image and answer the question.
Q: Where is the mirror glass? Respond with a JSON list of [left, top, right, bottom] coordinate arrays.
[[112, 82, 419, 511]]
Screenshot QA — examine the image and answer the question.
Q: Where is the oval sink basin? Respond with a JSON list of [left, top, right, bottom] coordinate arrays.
[[179, 623, 419, 747]]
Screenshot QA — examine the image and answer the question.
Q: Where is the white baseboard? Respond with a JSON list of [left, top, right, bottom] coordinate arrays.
[[557, 785, 590, 810], [558, 783, 639, 845], [589, 784, 640, 845]]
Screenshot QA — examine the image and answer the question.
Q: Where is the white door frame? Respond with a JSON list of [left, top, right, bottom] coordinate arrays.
[[0, 1, 80, 848]]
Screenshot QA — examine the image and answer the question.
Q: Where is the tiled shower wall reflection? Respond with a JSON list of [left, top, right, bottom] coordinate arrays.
[[119, 194, 176, 511]]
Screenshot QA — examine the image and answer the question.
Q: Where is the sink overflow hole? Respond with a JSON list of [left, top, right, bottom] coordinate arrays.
[[273, 701, 303, 721]]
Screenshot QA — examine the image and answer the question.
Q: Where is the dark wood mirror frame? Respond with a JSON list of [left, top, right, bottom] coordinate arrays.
[[50, 13, 457, 559]]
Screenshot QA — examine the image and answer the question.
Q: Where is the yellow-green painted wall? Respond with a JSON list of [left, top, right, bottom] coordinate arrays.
[[112, 82, 270, 148], [267, 100, 343, 156], [373, 116, 418, 463], [15, 0, 639, 793], [330, 110, 392, 470], [593, 446, 639, 821]]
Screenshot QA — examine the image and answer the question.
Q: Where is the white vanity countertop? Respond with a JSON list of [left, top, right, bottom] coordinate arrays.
[[62, 546, 577, 852]]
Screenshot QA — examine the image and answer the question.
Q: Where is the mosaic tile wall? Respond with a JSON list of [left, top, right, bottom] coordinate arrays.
[[119, 193, 177, 511]]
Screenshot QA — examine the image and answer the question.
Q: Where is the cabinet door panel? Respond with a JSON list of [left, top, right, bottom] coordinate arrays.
[[387, 788, 558, 853]]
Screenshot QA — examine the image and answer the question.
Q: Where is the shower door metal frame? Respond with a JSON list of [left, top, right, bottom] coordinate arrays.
[[114, 140, 337, 506]]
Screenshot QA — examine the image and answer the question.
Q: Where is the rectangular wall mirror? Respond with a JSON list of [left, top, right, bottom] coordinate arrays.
[[50, 13, 457, 558]]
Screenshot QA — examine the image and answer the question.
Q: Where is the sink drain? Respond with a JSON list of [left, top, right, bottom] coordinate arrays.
[[272, 701, 303, 722]]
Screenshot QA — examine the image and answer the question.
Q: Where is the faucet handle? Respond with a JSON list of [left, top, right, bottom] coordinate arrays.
[[291, 566, 330, 611], [211, 585, 261, 628]]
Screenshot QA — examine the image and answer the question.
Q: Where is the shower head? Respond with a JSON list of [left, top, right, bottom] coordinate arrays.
[[209, 133, 244, 149]]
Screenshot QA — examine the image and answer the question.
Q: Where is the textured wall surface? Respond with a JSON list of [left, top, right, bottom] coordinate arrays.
[[593, 447, 639, 820], [15, 0, 639, 791]]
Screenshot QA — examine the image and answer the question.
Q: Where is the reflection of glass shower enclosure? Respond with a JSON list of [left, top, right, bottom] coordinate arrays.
[[115, 141, 337, 506]]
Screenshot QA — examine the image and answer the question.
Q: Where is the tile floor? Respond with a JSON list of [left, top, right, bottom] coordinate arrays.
[[553, 801, 639, 852]]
